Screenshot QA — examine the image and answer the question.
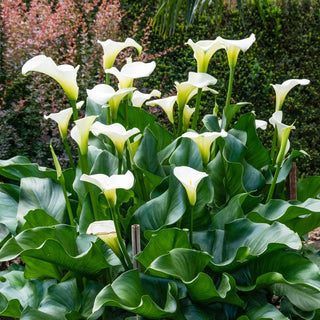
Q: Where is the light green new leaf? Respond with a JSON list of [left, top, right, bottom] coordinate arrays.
[[93, 269, 179, 319], [17, 177, 66, 227], [247, 198, 320, 235]]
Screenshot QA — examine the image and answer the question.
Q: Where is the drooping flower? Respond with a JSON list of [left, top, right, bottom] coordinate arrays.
[[217, 34, 256, 68], [131, 90, 161, 108], [146, 96, 177, 124], [87, 220, 121, 258], [98, 38, 142, 70], [271, 79, 310, 111], [44, 108, 73, 140], [186, 39, 225, 72], [86, 84, 115, 105], [182, 130, 228, 164], [80, 171, 134, 207], [22, 55, 79, 101], [105, 61, 156, 89], [91, 122, 139, 158], [70, 116, 97, 155], [175, 72, 218, 109], [173, 166, 208, 206]]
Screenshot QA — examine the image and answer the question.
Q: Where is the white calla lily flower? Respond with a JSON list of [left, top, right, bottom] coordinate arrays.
[[175, 72, 218, 109], [183, 105, 195, 131], [217, 33, 256, 68], [22, 55, 79, 101], [255, 120, 268, 130], [146, 96, 177, 124], [80, 171, 134, 206], [76, 101, 84, 109], [70, 116, 97, 155], [98, 38, 142, 70], [271, 79, 310, 111], [182, 130, 228, 164], [87, 220, 121, 257], [44, 108, 73, 140], [186, 39, 225, 72], [87, 84, 115, 105], [91, 122, 139, 157], [173, 166, 208, 206], [131, 90, 161, 108]]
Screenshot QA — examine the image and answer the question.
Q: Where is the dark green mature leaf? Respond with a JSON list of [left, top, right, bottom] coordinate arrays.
[[0, 156, 57, 181], [0, 184, 19, 233], [247, 198, 320, 235], [132, 172, 187, 235], [135, 228, 191, 269], [233, 251, 320, 311], [202, 114, 221, 132], [243, 301, 289, 319], [93, 269, 179, 318], [134, 127, 166, 187], [86, 97, 108, 124], [148, 248, 212, 281], [297, 176, 320, 202], [202, 219, 301, 271], [222, 102, 251, 129], [90, 148, 118, 176], [22, 209, 60, 230], [17, 177, 66, 227]]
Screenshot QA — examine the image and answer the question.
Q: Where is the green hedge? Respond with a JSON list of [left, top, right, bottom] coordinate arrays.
[[122, 0, 320, 176]]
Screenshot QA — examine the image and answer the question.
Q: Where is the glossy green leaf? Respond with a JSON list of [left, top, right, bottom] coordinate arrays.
[[205, 219, 301, 271], [132, 172, 187, 235], [135, 228, 191, 268], [22, 209, 60, 230], [0, 184, 18, 233], [86, 97, 108, 123], [93, 269, 179, 318], [247, 198, 320, 235], [17, 177, 66, 227], [202, 114, 221, 132], [223, 102, 251, 129], [148, 248, 212, 281], [0, 156, 57, 181], [90, 148, 118, 176], [233, 250, 320, 311], [297, 176, 320, 201], [243, 301, 289, 320]]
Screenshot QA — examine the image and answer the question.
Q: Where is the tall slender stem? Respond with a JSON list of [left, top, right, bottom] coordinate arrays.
[[191, 88, 203, 130], [189, 205, 194, 246], [222, 66, 235, 130], [270, 127, 278, 166], [177, 106, 184, 136], [63, 138, 76, 171], [70, 99, 78, 121], [61, 177, 75, 226], [266, 162, 281, 203]]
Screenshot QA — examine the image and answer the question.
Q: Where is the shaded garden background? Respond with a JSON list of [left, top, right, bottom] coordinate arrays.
[[0, 0, 319, 176]]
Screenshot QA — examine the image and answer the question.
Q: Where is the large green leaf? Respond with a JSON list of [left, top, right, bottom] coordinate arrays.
[[233, 250, 320, 311], [0, 226, 117, 279], [202, 114, 221, 132], [0, 156, 57, 181], [132, 172, 186, 235], [297, 176, 320, 201], [93, 269, 179, 319], [17, 177, 66, 227], [198, 219, 301, 271], [247, 198, 320, 235]]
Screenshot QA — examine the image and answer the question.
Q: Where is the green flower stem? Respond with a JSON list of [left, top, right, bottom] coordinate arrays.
[[270, 127, 278, 166], [60, 175, 75, 226], [189, 205, 194, 246], [266, 162, 281, 203], [105, 73, 110, 85], [177, 106, 184, 136], [62, 138, 76, 171], [118, 155, 123, 174], [70, 99, 78, 121], [223, 66, 235, 130], [80, 153, 100, 221], [191, 88, 203, 130], [111, 204, 133, 270]]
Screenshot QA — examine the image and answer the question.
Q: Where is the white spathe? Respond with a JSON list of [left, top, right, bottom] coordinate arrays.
[[146, 96, 177, 124], [131, 89, 161, 108], [87, 84, 115, 105], [44, 108, 73, 140]]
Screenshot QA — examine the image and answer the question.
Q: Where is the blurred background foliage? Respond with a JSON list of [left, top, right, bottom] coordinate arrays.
[[0, 0, 319, 176]]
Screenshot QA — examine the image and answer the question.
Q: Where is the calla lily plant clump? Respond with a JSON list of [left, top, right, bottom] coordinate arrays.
[[0, 33, 320, 320]]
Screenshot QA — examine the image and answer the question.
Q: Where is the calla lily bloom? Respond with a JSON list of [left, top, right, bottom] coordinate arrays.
[[146, 96, 177, 124], [269, 111, 294, 157], [105, 61, 156, 89], [271, 79, 310, 111], [22, 55, 79, 101], [182, 130, 228, 164], [87, 220, 122, 258], [175, 72, 218, 109], [186, 39, 225, 73], [131, 90, 161, 108], [183, 105, 195, 131], [87, 84, 115, 105], [107, 87, 136, 120], [217, 34, 256, 68], [44, 108, 73, 140], [173, 166, 208, 206], [70, 116, 97, 155], [255, 120, 268, 130], [76, 101, 84, 109], [98, 38, 142, 70], [80, 171, 134, 207], [91, 122, 140, 158]]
